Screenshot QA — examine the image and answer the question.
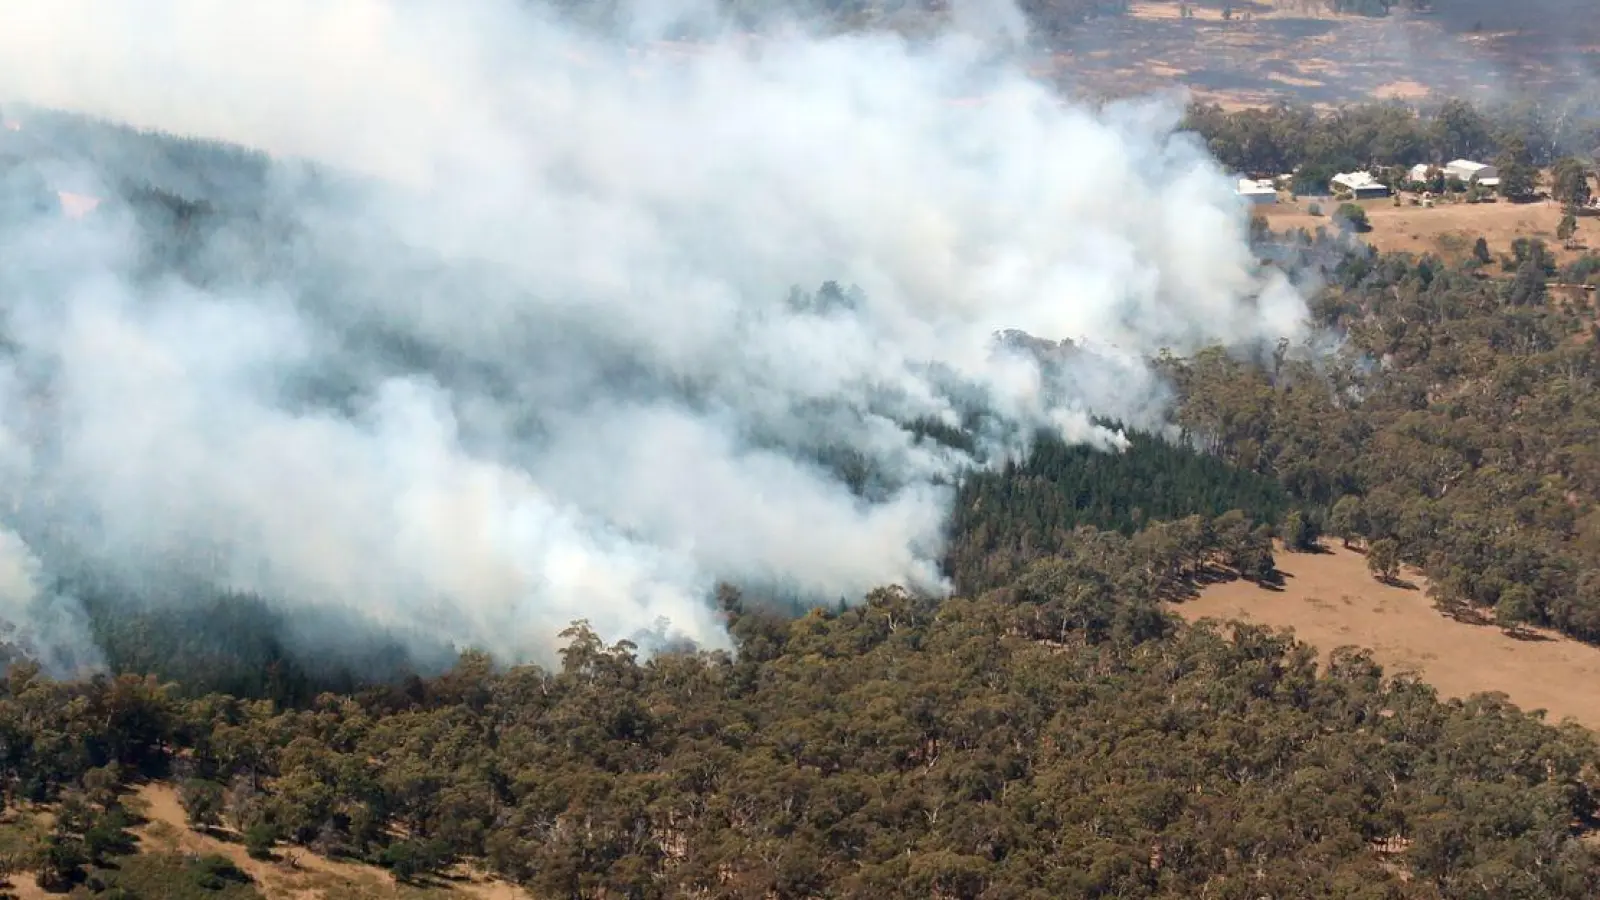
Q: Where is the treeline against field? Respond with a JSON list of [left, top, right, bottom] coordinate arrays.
[[1183, 98, 1600, 195]]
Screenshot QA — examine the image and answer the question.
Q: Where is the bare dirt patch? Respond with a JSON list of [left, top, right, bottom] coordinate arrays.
[[2, 872, 52, 900], [1171, 544, 1600, 730]]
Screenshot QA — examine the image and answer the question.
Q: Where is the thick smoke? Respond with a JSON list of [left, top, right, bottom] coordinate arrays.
[[0, 0, 1306, 672]]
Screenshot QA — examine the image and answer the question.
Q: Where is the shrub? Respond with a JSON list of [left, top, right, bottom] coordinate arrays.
[[1336, 203, 1371, 232], [187, 854, 250, 890], [243, 822, 278, 861]]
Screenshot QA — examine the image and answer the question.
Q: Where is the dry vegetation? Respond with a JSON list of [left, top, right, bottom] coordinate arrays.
[[1173, 543, 1600, 730], [1262, 192, 1597, 263]]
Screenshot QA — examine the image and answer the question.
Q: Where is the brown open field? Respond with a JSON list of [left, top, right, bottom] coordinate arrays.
[[1041, 0, 1600, 108], [1171, 544, 1600, 730], [1261, 193, 1596, 263]]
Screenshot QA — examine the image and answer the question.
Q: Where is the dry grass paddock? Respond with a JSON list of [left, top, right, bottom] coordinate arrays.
[[1261, 193, 1595, 265], [1172, 543, 1600, 730]]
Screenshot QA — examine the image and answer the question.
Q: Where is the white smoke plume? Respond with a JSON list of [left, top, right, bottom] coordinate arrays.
[[0, 0, 1306, 673]]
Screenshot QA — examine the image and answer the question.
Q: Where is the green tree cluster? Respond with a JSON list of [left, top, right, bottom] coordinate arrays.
[[1184, 97, 1600, 180], [1492, 137, 1538, 201]]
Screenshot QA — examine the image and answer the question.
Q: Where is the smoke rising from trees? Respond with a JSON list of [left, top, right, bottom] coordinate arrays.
[[0, 0, 1306, 673]]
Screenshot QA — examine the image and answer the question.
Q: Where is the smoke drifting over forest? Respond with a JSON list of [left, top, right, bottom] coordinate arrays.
[[0, 0, 1305, 674]]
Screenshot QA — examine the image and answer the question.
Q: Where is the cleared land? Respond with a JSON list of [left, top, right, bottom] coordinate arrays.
[[1043, 0, 1600, 108], [1172, 544, 1600, 730], [1261, 194, 1596, 264]]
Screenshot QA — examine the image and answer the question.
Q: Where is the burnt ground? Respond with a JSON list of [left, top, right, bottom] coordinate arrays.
[[1032, 0, 1600, 109]]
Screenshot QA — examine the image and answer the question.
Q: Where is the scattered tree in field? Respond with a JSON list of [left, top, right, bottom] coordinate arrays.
[[1552, 156, 1592, 208], [1366, 537, 1402, 583], [1496, 585, 1539, 636], [1494, 138, 1539, 201], [1335, 202, 1371, 232], [1473, 236, 1493, 264], [1281, 509, 1316, 551], [1509, 236, 1558, 275], [179, 779, 224, 831], [244, 822, 279, 861], [1559, 211, 1579, 249], [1330, 495, 1365, 548]]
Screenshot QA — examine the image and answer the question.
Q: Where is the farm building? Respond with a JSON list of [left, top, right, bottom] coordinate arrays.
[[1408, 163, 1433, 183], [1444, 159, 1498, 184], [1330, 171, 1389, 199], [1235, 178, 1278, 205]]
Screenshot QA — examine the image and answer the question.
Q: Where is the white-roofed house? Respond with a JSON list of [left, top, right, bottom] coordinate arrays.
[[1330, 171, 1390, 199], [1444, 159, 1498, 184], [1235, 178, 1278, 206]]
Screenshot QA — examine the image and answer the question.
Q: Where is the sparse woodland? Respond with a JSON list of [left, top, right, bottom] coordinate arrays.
[[12, 109, 1600, 899]]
